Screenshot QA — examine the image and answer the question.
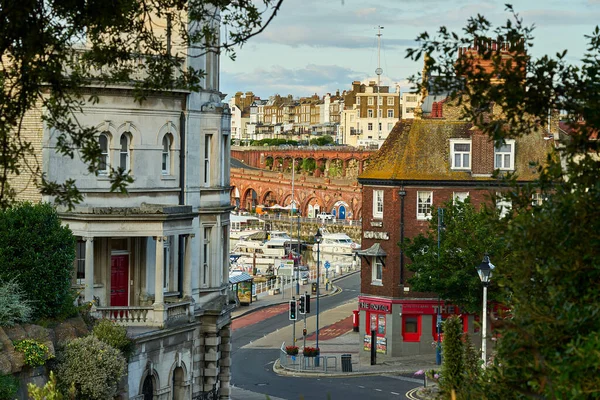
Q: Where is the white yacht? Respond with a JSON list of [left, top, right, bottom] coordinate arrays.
[[231, 230, 293, 275], [313, 229, 360, 255], [230, 214, 265, 241]]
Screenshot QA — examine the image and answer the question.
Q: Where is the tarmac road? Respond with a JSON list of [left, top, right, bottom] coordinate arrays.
[[230, 273, 422, 399]]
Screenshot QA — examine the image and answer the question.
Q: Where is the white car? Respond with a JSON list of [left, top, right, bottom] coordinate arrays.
[[316, 212, 336, 222]]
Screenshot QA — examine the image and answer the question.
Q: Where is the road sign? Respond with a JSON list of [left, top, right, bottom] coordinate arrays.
[[324, 261, 331, 269]]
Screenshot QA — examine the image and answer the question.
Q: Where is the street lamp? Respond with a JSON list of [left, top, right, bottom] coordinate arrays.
[[314, 228, 323, 353], [476, 254, 495, 366]]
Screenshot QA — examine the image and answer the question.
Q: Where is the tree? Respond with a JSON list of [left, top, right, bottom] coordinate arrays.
[[404, 199, 505, 313], [0, 0, 284, 210], [0, 202, 75, 319], [407, 5, 600, 398]]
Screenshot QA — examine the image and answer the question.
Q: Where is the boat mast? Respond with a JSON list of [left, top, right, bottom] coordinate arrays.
[[375, 25, 384, 142]]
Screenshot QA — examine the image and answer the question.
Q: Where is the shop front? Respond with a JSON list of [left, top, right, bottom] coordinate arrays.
[[358, 296, 480, 358]]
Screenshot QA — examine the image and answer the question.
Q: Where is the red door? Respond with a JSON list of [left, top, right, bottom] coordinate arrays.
[[111, 254, 129, 307]]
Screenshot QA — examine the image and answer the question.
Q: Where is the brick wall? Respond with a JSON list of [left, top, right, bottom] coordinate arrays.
[[361, 184, 492, 299]]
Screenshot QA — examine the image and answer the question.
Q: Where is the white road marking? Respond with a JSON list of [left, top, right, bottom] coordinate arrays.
[[375, 389, 382, 392], [358, 385, 365, 389], [391, 392, 400, 396]]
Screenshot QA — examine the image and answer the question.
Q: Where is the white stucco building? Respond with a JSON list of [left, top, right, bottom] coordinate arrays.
[[17, 11, 234, 400]]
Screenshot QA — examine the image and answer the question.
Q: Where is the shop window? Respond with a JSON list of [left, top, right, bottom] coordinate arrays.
[[367, 312, 386, 336], [402, 315, 421, 342]]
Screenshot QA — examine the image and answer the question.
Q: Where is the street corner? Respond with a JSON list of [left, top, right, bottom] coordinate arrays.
[[231, 302, 289, 331], [406, 385, 439, 400]]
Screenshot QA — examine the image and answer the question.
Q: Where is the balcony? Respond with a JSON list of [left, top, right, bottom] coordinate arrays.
[[93, 300, 194, 328]]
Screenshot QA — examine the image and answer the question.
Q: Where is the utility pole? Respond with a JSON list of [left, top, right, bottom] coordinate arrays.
[[375, 25, 384, 143]]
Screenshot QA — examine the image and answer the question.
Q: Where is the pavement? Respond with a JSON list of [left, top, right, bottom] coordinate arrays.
[[230, 270, 439, 399]]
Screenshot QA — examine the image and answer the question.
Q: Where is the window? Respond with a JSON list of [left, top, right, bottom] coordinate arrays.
[[99, 134, 109, 174], [356, 97, 361, 105], [387, 97, 394, 105], [453, 192, 470, 203], [162, 135, 171, 174], [531, 193, 543, 206], [368, 109, 373, 118], [417, 191, 433, 219], [387, 109, 394, 118], [451, 140, 471, 170], [204, 134, 212, 185], [495, 139, 515, 170], [349, 114, 354, 122], [378, 109, 382, 118], [371, 258, 383, 284], [75, 240, 85, 284], [378, 123, 382, 131], [406, 95, 417, 103], [203, 227, 211, 286], [367, 312, 386, 335], [163, 237, 170, 291], [368, 97, 374, 105], [387, 123, 393, 131], [368, 123, 373, 131], [119, 134, 130, 171], [373, 190, 384, 218], [402, 315, 421, 342]]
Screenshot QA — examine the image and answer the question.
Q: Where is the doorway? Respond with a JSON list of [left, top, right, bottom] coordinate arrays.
[[111, 254, 129, 307]]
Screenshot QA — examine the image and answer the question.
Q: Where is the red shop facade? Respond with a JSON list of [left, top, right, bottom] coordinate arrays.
[[357, 296, 480, 358]]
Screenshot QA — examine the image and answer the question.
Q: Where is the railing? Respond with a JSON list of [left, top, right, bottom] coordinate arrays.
[[93, 301, 193, 327], [279, 342, 355, 373], [94, 306, 154, 326]]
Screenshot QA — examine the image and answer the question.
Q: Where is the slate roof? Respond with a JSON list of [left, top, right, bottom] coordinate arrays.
[[359, 119, 553, 183]]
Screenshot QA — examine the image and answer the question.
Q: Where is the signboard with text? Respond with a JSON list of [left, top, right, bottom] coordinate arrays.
[[358, 299, 392, 314]]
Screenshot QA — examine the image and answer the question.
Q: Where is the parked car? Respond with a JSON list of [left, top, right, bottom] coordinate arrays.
[[316, 212, 336, 222]]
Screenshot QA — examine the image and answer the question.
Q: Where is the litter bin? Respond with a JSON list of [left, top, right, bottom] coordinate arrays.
[[341, 354, 352, 372], [311, 282, 318, 295]]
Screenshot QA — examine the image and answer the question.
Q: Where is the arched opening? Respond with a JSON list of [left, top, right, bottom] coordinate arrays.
[[172, 367, 185, 400], [142, 375, 155, 400]]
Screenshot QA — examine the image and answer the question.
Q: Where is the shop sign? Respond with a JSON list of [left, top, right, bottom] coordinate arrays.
[[363, 335, 387, 354], [359, 300, 391, 313], [400, 302, 461, 315], [363, 230, 389, 240]]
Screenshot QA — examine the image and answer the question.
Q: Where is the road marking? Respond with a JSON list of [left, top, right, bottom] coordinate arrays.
[[375, 388, 382, 392], [406, 388, 421, 400], [391, 392, 400, 396], [358, 385, 365, 389]]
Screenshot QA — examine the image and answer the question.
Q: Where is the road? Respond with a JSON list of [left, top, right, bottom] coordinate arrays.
[[230, 273, 422, 400]]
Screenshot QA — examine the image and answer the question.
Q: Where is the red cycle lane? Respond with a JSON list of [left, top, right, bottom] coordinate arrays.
[[231, 303, 288, 332], [305, 315, 353, 341]]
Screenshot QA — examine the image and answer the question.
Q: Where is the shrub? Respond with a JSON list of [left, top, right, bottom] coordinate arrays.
[[57, 336, 126, 400], [440, 316, 464, 396], [0, 202, 75, 319], [0, 278, 33, 327], [13, 339, 53, 367], [93, 319, 134, 359], [285, 345, 299, 355], [0, 373, 19, 400], [28, 370, 75, 400], [302, 346, 319, 357]]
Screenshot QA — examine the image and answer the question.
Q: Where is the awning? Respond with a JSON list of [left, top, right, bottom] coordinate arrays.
[[229, 272, 253, 285], [356, 243, 387, 267]]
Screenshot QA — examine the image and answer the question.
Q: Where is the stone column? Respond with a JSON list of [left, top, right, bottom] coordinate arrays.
[[201, 332, 221, 394], [84, 237, 94, 303], [183, 234, 194, 300], [218, 325, 232, 400], [154, 236, 166, 325]]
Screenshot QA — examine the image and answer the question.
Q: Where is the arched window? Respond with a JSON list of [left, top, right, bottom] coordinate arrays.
[[120, 134, 130, 171], [162, 135, 170, 174], [99, 133, 109, 174]]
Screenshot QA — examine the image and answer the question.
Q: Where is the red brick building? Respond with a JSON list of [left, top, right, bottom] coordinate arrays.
[[356, 114, 554, 357]]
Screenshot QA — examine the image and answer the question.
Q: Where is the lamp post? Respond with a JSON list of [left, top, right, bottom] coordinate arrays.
[[370, 320, 377, 365], [314, 228, 322, 353], [476, 254, 494, 366]]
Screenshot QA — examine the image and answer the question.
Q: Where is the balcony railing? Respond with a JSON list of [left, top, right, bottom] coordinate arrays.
[[93, 301, 193, 327]]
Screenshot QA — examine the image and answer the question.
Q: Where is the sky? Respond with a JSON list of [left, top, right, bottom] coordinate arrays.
[[220, 0, 600, 100]]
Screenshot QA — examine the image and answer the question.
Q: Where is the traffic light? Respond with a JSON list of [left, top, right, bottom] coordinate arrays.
[[289, 299, 297, 320], [299, 295, 306, 314], [304, 294, 311, 314]]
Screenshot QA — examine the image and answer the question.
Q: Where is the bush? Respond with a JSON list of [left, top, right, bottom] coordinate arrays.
[[0, 373, 19, 400], [0, 202, 75, 320], [440, 316, 464, 396], [57, 336, 126, 399], [93, 319, 134, 359], [13, 339, 53, 367], [28, 370, 74, 400], [0, 278, 33, 327]]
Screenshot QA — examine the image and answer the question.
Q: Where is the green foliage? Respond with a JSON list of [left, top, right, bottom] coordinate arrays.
[[309, 136, 334, 146], [13, 339, 53, 368], [57, 335, 126, 400], [404, 199, 505, 313], [0, 203, 75, 320], [0, 0, 283, 209], [93, 319, 134, 359], [408, 5, 600, 399], [0, 373, 19, 400], [462, 334, 481, 383], [301, 158, 316, 173], [0, 278, 33, 327], [28, 370, 75, 400], [250, 139, 299, 146], [439, 316, 464, 397]]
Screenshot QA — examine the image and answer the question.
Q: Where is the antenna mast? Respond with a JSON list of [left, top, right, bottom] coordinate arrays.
[[375, 25, 384, 142]]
